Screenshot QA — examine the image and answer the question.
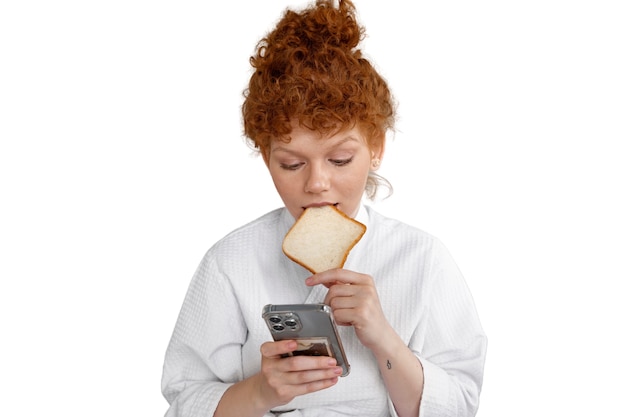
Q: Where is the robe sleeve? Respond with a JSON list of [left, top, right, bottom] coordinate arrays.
[[161, 251, 248, 417], [410, 239, 488, 417]]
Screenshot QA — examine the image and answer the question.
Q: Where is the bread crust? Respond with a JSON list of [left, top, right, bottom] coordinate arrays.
[[282, 205, 366, 273]]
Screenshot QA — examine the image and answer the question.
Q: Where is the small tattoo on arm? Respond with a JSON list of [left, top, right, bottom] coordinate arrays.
[[386, 360, 392, 369]]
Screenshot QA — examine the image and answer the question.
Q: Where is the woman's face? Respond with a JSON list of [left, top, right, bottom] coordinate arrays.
[[265, 122, 382, 219]]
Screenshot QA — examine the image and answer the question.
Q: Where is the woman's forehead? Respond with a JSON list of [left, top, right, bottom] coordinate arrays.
[[272, 124, 367, 150]]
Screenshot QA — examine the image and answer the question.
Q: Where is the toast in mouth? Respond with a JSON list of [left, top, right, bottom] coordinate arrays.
[[282, 205, 367, 274]]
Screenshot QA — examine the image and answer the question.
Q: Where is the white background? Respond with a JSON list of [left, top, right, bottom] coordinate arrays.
[[1, 1, 624, 416]]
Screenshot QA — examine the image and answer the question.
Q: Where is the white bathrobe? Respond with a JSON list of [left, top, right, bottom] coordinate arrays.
[[162, 205, 487, 416]]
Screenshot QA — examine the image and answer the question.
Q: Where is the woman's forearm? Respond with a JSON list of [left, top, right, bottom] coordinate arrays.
[[213, 373, 269, 417], [371, 329, 424, 417]]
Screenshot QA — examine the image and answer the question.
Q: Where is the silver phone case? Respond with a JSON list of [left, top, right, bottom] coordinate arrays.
[[262, 303, 350, 376]]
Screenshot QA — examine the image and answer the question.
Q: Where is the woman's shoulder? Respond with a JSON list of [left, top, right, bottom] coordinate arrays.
[[362, 206, 460, 265], [365, 206, 439, 244], [205, 207, 289, 255], [363, 206, 460, 274]]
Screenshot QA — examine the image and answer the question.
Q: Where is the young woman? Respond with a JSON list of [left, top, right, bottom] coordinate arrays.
[[161, 1, 487, 416]]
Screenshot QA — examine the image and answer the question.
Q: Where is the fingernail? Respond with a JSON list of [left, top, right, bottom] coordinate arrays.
[[327, 358, 337, 366], [305, 277, 313, 285]]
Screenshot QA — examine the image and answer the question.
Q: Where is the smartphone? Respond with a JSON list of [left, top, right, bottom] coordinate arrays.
[[262, 303, 350, 376]]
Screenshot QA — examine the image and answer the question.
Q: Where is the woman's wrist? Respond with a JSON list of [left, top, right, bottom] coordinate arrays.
[[214, 373, 272, 417]]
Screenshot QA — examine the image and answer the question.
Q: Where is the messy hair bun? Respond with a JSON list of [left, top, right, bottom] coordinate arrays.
[[242, 0, 395, 198]]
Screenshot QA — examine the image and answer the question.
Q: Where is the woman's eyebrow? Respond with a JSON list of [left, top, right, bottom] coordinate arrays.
[[272, 136, 360, 154]]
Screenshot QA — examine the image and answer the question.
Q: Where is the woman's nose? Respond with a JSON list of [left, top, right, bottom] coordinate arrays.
[[304, 163, 330, 194]]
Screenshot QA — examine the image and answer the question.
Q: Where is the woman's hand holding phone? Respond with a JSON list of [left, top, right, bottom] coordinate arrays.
[[257, 339, 343, 407]]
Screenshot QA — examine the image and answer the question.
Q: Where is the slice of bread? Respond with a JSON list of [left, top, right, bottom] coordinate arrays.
[[282, 205, 367, 274]]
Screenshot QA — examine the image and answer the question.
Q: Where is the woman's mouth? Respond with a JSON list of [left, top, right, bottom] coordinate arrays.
[[303, 202, 339, 209]]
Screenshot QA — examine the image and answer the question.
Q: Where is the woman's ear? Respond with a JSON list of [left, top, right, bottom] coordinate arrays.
[[261, 149, 271, 168], [370, 142, 385, 171]]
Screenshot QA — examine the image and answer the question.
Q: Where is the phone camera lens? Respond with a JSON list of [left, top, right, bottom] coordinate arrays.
[[269, 316, 282, 323], [272, 324, 285, 332], [284, 319, 297, 327]]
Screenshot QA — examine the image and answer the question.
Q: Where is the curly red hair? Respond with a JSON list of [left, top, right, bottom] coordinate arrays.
[[242, 0, 395, 159]]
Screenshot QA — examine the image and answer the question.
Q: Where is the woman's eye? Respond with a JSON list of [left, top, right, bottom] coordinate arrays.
[[330, 157, 353, 166], [280, 162, 303, 170]]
